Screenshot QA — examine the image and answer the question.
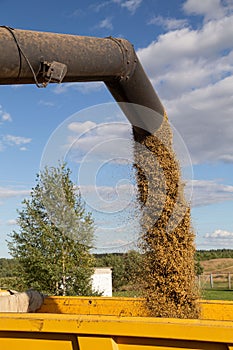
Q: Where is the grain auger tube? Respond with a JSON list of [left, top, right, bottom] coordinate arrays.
[[0, 26, 164, 135]]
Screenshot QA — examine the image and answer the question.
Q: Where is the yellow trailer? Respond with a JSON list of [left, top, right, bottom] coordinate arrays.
[[1, 297, 233, 350]]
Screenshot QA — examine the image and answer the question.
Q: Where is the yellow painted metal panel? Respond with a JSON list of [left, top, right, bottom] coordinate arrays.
[[118, 344, 226, 350], [200, 300, 233, 321], [0, 313, 233, 344], [117, 337, 228, 350], [38, 296, 149, 317], [0, 333, 78, 350], [78, 336, 118, 350], [37, 297, 233, 321], [1, 298, 233, 349], [0, 338, 74, 350]]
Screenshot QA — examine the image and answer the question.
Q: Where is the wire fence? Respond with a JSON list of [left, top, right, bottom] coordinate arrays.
[[198, 273, 233, 290]]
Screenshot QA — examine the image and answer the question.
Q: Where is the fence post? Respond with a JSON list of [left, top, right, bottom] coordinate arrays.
[[228, 273, 231, 290], [210, 273, 214, 289], [198, 275, 201, 289]]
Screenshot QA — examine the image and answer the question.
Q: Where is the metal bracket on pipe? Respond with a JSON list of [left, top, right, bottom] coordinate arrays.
[[40, 61, 67, 86], [106, 36, 136, 81]]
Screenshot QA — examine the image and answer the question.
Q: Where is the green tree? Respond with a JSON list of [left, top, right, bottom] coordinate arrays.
[[8, 164, 95, 296], [0, 258, 18, 277], [124, 250, 143, 286], [194, 259, 204, 276]]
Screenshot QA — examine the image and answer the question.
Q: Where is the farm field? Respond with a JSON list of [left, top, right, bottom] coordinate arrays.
[[201, 258, 233, 273], [199, 258, 233, 292], [199, 258, 233, 300]]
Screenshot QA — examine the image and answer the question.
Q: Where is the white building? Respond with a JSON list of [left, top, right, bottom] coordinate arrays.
[[92, 267, 112, 297]]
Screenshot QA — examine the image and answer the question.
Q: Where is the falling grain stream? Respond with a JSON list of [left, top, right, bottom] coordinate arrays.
[[133, 113, 200, 318]]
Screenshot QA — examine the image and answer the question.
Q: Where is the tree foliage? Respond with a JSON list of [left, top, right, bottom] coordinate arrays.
[[196, 249, 233, 261], [194, 259, 204, 276], [0, 258, 19, 277], [8, 164, 95, 296]]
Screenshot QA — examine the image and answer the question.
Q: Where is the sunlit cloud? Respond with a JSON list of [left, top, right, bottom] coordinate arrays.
[[97, 17, 113, 30], [190, 180, 233, 207], [148, 15, 188, 30]]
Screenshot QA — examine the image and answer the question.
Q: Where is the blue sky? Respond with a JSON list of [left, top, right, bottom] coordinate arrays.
[[0, 0, 233, 257]]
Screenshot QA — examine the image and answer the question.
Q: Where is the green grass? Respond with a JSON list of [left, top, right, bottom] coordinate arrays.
[[201, 289, 233, 301]]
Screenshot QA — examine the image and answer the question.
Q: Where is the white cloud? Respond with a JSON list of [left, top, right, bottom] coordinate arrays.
[[3, 134, 32, 146], [0, 187, 30, 199], [90, 1, 110, 12], [98, 17, 113, 30], [165, 76, 233, 164], [38, 100, 55, 107], [148, 15, 188, 30], [137, 14, 233, 164], [91, 0, 142, 14], [190, 180, 233, 207], [68, 121, 97, 134], [204, 229, 233, 247], [1, 112, 12, 122], [183, 0, 227, 21], [66, 121, 132, 163], [40, 104, 133, 170], [54, 82, 104, 94], [206, 229, 233, 239], [0, 105, 12, 123], [120, 0, 142, 14], [0, 134, 32, 152], [6, 219, 17, 226], [138, 16, 233, 80]]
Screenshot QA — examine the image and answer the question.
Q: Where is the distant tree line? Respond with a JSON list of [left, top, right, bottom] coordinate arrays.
[[0, 252, 143, 293], [0, 258, 18, 278], [2, 249, 233, 293], [195, 249, 233, 261]]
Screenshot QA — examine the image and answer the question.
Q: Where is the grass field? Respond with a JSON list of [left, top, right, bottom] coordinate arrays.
[[201, 258, 233, 273], [202, 289, 233, 301]]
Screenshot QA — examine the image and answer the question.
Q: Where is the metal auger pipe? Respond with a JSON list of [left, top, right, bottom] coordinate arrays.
[[0, 27, 164, 134]]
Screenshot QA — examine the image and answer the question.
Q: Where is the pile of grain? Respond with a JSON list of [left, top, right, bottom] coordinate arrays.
[[133, 113, 200, 319]]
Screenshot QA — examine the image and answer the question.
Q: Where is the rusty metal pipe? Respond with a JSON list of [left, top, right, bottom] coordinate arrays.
[[0, 27, 164, 133]]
